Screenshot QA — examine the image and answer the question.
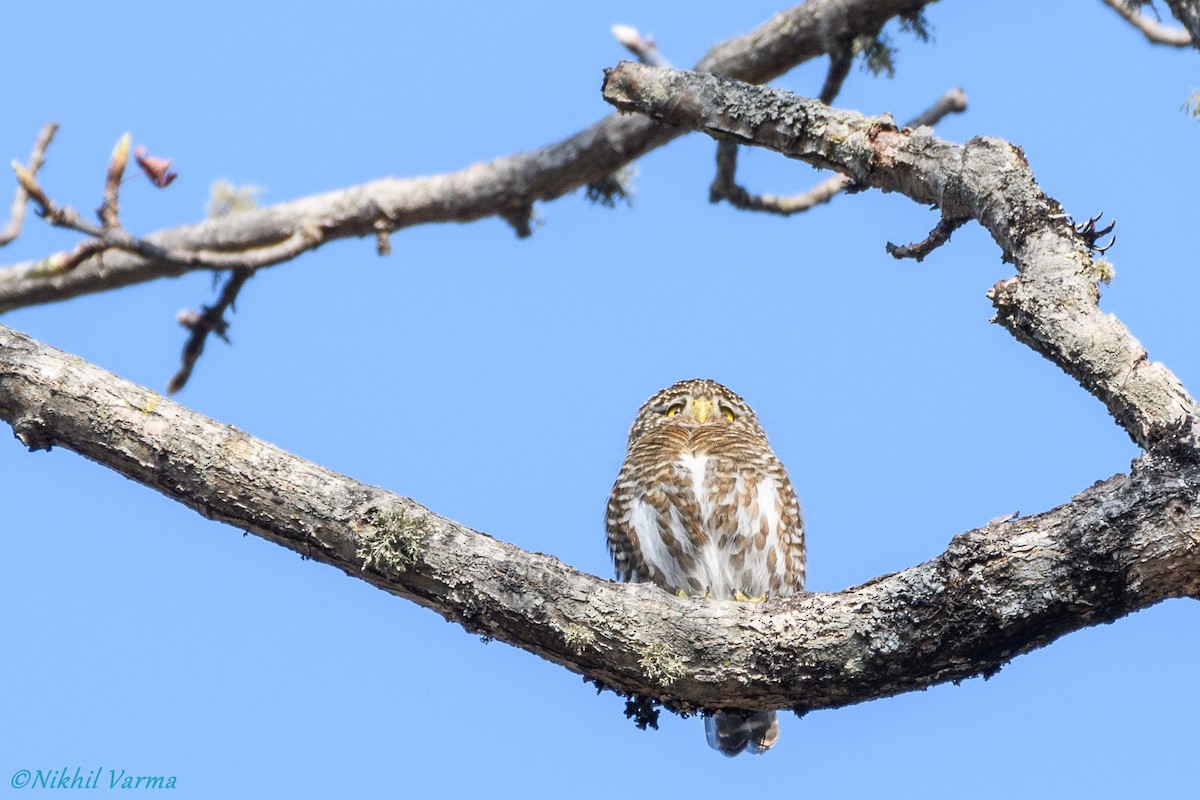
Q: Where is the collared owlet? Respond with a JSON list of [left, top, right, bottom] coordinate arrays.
[[605, 378, 806, 757]]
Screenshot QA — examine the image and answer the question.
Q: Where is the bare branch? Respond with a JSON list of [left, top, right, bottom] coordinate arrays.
[[886, 215, 969, 261], [1102, 0, 1193, 45], [905, 85, 969, 128], [0, 0, 939, 314], [602, 62, 1199, 450], [167, 267, 254, 394], [818, 43, 855, 105], [12, 160, 322, 278], [611, 24, 669, 67], [0, 122, 58, 247], [709, 87, 967, 216], [2, 322, 1198, 714], [709, 141, 852, 214]]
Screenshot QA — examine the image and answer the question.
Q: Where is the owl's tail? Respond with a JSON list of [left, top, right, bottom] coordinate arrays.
[[705, 710, 779, 756]]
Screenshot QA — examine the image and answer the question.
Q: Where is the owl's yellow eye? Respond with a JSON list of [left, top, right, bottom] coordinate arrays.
[[665, 403, 684, 418], [721, 406, 736, 421]]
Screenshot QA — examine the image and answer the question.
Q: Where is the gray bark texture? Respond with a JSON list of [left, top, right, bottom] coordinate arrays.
[[2, 323, 1199, 714], [600, 62, 1198, 451], [2, 2, 1200, 720], [0, 0, 933, 314]]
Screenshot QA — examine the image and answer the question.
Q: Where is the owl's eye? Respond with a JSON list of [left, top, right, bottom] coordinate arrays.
[[665, 403, 684, 418], [721, 405, 736, 421]]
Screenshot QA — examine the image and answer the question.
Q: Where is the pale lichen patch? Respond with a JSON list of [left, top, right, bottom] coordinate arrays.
[[638, 641, 685, 686], [358, 506, 430, 575]]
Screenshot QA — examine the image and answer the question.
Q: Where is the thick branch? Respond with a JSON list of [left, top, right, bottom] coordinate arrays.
[[2, 322, 1199, 713], [0, 0, 936, 314], [602, 62, 1200, 451]]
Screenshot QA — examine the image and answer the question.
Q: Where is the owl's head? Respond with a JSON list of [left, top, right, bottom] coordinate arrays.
[[627, 378, 766, 444]]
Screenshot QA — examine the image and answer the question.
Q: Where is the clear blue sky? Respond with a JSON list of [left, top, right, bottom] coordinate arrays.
[[2, 2, 1197, 798]]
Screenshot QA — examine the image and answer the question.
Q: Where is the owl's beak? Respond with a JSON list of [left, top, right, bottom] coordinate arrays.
[[692, 397, 713, 423]]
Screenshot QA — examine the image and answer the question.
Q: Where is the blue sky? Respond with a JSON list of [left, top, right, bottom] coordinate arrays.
[[2, 2, 1198, 798]]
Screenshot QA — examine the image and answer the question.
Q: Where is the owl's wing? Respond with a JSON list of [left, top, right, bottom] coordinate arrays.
[[606, 457, 700, 590], [606, 464, 642, 583]]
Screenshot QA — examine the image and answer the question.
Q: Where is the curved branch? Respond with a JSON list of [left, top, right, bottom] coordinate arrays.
[[0, 0, 936, 315], [1160, 0, 1200, 45], [601, 62, 1200, 451], [709, 86, 967, 216], [2, 322, 1199, 713], [1102, 0, 1193, 46]]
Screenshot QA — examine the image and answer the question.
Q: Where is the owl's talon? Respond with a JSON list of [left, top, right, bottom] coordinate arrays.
[[676, 589, 689, 598], [733, 591, 767, 602]]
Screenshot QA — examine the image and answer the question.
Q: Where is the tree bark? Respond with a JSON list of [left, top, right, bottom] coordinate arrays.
[[4, 4, 1199, 721], [600, 62, 1199, 452], [3, 320, 1198, 713], [0, 0, 935, 315]]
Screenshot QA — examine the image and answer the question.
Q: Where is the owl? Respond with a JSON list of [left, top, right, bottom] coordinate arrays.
[[605, 378, 805, 756]]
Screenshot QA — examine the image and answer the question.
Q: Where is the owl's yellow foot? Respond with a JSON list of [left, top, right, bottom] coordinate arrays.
[[676, 589, 689, 598], [676, 589, 713, 599], [733, 591, 768, 602]]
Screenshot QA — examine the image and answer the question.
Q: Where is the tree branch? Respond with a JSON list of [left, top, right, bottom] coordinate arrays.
[[167, 267, 254, 394], [602, 62, 1199, 451], [886, 214, 969, 261], [1102, 0, 1193, 45], [1160, 0, 1200, 45], [2, 321, 1198, 715], [709, 87, 967, 216], [0, 122, 58, 246], [0, 0, 937, 315]]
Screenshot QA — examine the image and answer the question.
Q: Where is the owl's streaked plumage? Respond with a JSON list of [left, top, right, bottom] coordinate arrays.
[[605, 378, 805, 757]]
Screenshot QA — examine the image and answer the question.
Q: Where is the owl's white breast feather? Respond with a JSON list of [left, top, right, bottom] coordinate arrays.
[[628, 498, 682, 588]]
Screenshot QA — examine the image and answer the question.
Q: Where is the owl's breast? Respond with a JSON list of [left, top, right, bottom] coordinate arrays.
[[621, 439, 792, 598]]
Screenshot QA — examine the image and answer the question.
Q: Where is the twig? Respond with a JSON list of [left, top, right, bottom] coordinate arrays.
[[0, 122, 58, 246], [12, 150, 322, 277], [168, 267, 254, 394], [886, 215, 969, 261], [586, 24, 674, 207], [13, 130, 319, 392], [905, 86, 969, 128], [710, 87, 968, 216], [709, 141, 852, 214], [98, 133, 131, 230], [1102, 0, 1192, 46], [818, 43, 855, 105], [611, 24, 669, 67]]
